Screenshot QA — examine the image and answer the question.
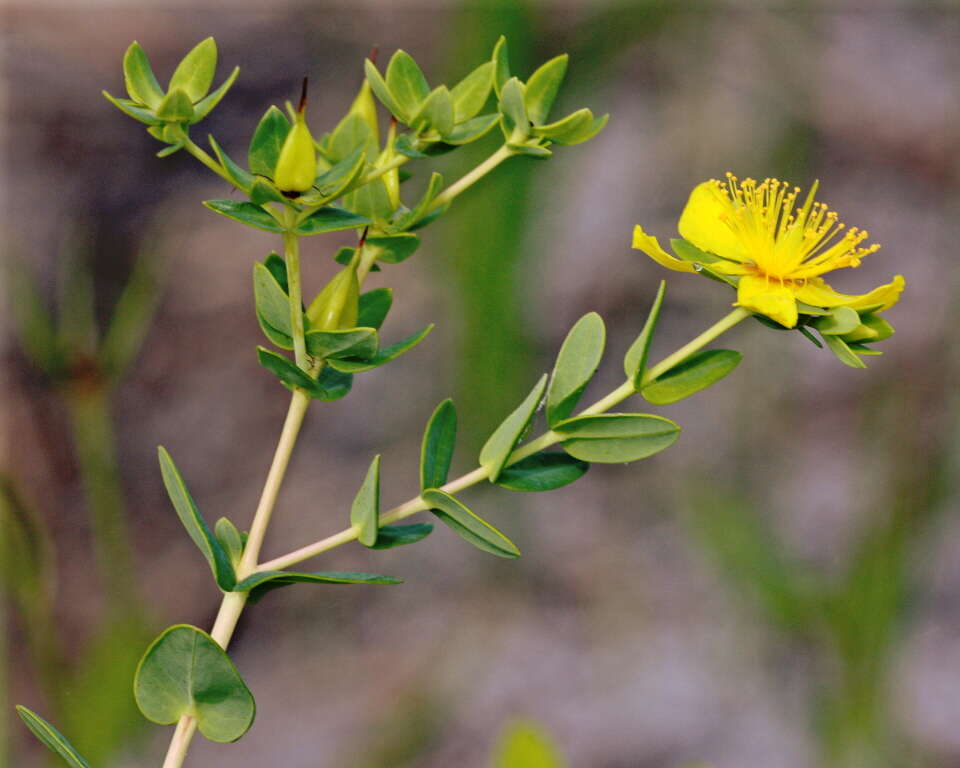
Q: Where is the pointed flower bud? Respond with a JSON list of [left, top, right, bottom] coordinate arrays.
[[274, 79, 318, 194], [307, 264, 360, 331]]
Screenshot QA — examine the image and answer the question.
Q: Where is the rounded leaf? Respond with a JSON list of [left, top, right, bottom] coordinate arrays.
[[134, 625, 255, 743]]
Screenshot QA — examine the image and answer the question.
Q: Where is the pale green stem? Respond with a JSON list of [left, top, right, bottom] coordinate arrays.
[[178, 132, 237, 188], [281, 214, 309, 370], [159, 389, 310, 768], [358, 153, 409, 188], [429, 145, 515, 211], [258, 307, 751, 572]]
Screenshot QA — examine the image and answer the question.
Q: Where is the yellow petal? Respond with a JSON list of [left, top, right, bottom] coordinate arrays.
[[677, 181, 746, 263], [794, 274, 905, 312], [736, 274, 798, 328], [632, 225, 696, 273]]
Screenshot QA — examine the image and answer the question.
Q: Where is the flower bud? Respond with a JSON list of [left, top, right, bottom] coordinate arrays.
[[274, 80, 318, 194], [307, 265, 359, 331]]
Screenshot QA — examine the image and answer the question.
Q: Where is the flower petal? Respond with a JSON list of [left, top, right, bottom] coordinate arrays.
[[632, 225, 696, 273], [736, 275, 798, 328], [677, 181, 746, 263], [794, 274, 905, 312]]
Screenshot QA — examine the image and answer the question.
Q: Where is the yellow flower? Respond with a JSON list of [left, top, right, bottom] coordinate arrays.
[[633, 174, 905, 329]]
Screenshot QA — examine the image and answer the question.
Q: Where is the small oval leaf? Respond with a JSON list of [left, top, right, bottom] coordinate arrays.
[[357, 288, 393, 329], [122, 41, 164, 108], [206, 200, 284, 233], [641, 349, 742, 405], [421, 399, 457, 491], [294, 207, 371, 236], [422, 489, 520, 559], [168, 37, 217, 102], [494, 451, 588, 492], [134, 625, 255, 743], [546, 312, 605, 426], [479, 374, 547, 483], [253, 262, 295, 348], [524, 54, 568, 125], [371, 523, 434, 549], [248, 105, 291, 178], [555, 413, 680, 464]]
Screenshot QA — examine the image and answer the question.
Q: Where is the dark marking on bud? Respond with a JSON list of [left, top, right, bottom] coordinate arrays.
[[298, 77, 309, 113]]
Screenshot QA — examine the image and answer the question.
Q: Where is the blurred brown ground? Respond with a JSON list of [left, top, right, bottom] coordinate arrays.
[[3, 1, 960, 767]]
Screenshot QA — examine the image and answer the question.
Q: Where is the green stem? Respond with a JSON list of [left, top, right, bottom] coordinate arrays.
[[358, 153, 409, 188], [159, 389, 311, 768], [281, 212, 309, 370], [259, 307, 751, 572], [429, 145, 515, 211], [178, 133, 237, 188]]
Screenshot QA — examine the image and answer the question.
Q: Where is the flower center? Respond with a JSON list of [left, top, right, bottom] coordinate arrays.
[[711, 173, 880, 281]]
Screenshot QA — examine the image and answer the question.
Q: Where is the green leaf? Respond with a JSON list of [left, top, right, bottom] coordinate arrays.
[[248, 105, 291, 177], [641, 349, 742, 405], [156, 143, 183, 158], [214, 517, 244, 567], [168, 37, 217, 102], [421, 399, 457, 490], [205, 200, 284, 233], [208, 135, 253, 190], [249, 176, 286, 205], [304, 327, 378, 359], [525, 54, 568, 125], [193, 66, 240, 122], [257, 346, 313, 389], [555, 413, 680, 463], [550, 112, 608, 145], [294, 206, 371, 236], [263, 252, 288, 291], [312, 366, 354, 401], [6, 258, 61, 375], [546, 312, 605, 426], [394, 172, 444, 231], [670, 237, 721, 265], [16, 707, 92, 768], [326, 325, 433, 373], [326, 113, 375, 164], [134, 625, 255, 743], [499, 77, 528, 141], [237, 570, 402, 603], [411, 86, 455, 138], [492, 36, 511, 98], [451, 61, 494, 123], [823, 333, 868, 369], [302, 147, 366, 202], [157, 447, 236, 590], [386, 50, 431, 121], [365, 234, 421, 265], [422, 489, 520, 559], [494, 451, 588, 492], [364, 58, 405, 121], [351, 455, 381, 547], [493, 719, 567, 768], [17, 708, 91, 768], [531, 108, 592, 143], [813, 305, 860, 336], [357, 288, 393, 329], [479, 374, 548, 483], [371, 523, 433, 549], [102, 90, 163, 125], [846, 313, 894, 343], [122, 41, 164, 108], [253, 262, 295, 348], [508, 141, 552, 159], [155, 88, 195, 123], [624, 280, 666, 387], [445, 113, 500, 145]]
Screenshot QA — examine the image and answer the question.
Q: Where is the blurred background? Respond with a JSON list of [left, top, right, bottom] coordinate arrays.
[[2, 1, 959, 766]]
